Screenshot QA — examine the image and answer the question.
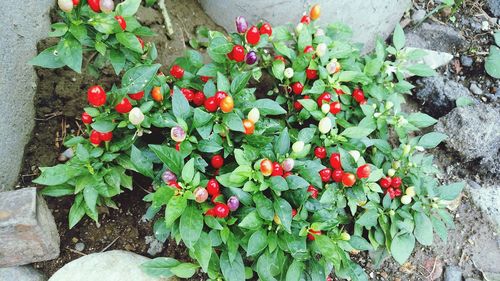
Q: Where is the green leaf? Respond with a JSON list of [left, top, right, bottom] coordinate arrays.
[[29, 46, 65, 69], [274, 198, 292, 233], [110, 49, 126, 75], [172, 87, 191, 120], [57, 35, 82, 72], [393, 24, 405, 50], [413, 212, 433, 245], [90, 120, 116, 133], [438, 181, 464, 200], [272, 60, 285, 80], [251, 99, 286, 116], [223, 112, 245, 132], [170, 263, 199, 278], [231, 71, 252, 94], [217, 72, 230, 92], [182, 158, 195, 183], [180, 205, 203, 249], [390, 233, 415, 264], [286, 260, 304, 281], [418, 132, 447, 148], [149, 144, 183, 176], [407, 63, 436, 77], [407, 113, 437, 128], [356, 209, 379, 227], [270, 176, 289, 191], [253, 193, 274, 221], [140, 257, 180, 278], [220, 251, 245, 281], [193, 232, 212, 272], [165, 195, 187, 227], [193, 108, 213, 128], [430, 216, 448, 242], [68, 196, 86, 229], [122, 64, 161, 93], [130, 146, 154, 178], [83, 186, 98, 211], [274, 128, 290, 156], [238, 210, 263, 229], [40, 185, 74, 197], [341, 126, 375, 139], [247, 229, 268, 256], [116, 32, 144, 53], [49, 23, 68, 37], [116, 0, 141, 17], [197, 139, 223, 153], [350, 235, 373, 251], [285, 175, 308, 190], [306, 80, 325, 94], [33, 164, 80, 186], [485, 45, 500, 79]]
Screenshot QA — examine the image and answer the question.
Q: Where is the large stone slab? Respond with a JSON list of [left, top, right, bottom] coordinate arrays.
[[199, 0, 411, 52], [49, 250, 175, 281], [0, 188, 60, 267], [0, 0, 53, 191], [0, 265, 47, 281]]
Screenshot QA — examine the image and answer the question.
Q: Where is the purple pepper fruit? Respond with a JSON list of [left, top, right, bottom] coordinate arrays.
[[227, 196, 240, 211], [245, 51, 257, 65], [235, 16, 248, 33]]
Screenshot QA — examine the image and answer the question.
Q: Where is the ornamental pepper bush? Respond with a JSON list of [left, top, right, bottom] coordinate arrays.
[[30, 0, 156, 75], [33, 2, 465, 280]]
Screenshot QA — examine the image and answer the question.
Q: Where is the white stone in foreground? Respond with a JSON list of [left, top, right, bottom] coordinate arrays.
[[49, 250, 173, 281]]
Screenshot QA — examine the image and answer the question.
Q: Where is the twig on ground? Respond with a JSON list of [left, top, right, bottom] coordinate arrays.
[[159, 0, 174, 37], [100, 236, 120, 252], [34, 111, 63, 121], [66, 247, 86, 256]]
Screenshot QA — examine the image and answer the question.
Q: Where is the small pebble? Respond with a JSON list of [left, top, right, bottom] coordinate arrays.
[[444, 266, 462, 281], [75, 242, 85, 252], [460, 56, 473, 67], [481, 21, 490, 31], [470, 83, 483, 95]]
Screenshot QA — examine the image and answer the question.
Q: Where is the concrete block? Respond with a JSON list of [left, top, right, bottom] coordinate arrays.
[[0, 188, 59, 267]]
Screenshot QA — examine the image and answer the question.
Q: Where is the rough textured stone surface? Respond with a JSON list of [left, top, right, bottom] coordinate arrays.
[[406, 47, 453, 72], [49, 250, 174, 281], [406, 23, 467, 53], [414, 76, 475, 118], [435, 104, 500, 174], [487, 0, 500, 17], [199, 0, 411, 52], [444, 266, 463, 281], [0, 265, 47, 281], [0, 0, 53, 191], [0, 188, 60, 267], [467, 181, 500, 231]]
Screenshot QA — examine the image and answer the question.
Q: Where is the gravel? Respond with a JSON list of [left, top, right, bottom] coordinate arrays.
[[460, 55, 473, 67], [74, 243, 85, 252], [469, 83, 483, 95], [444, 266, 463, 281]]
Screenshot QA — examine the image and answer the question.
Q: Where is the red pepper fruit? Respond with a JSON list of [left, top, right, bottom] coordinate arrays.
[[211, 154, 224, 169], [170, 65, 184, 79], [307, 229, 321, 240], [300, 15, 311, 24], [214, 91, 228, 103], [394, 189, 402, 197], [115, 98, 132, 113], [283, 171, 292, 178], [329, 153, 342, 170], [192, 91, 206, 107], [388, 187, 396, 199], [319, 168, 332, 182], [294, 95, 309, 110], [175, 142, 181, 151], [274, 55, 285, 63], [167, 181, 181, 190], [206, 179, 220, 197], [115, 16, 126, 30], [352, 88, 365, 103], [260, 159, 273, 176], [271, 162, 284, 177], [307, 185, 318, 199], [342, 173, 356, 187], [88, 0, 100, 12], [89, 130, 101, 146], [181, 88, 195, 102], [136, 36, 144, 49], [291, 82, 303, 95], [200, 76, 211, 83], [379, 177, 392, 189], [128, 91, 144, 101], [356, 164, 370, 179], [81, 112, 92, 124], [330, 101, 341, 114], [317, 92, 331, 106], [391, 177, 402, 188], [291, 209, 297, 217], [306, 68, 318, 80], [314, 146, 327, 159], [213, 203, 230, 218], [246, 26, 260, 45], [231, 45, 245, 62], [331, 169, 344, 183], [87, 85, 106, 107], [99, 131, 113, 142], [204, 96, 218, 112], [72, 0, 80, 5], [259, 23, 272, 36], [335, 88, 345, 95], [303, 45, 314, 54]]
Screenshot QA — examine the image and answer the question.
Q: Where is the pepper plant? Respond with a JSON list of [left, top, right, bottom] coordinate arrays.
[[33, 2, 464, 280], [29, 0, 156, 76]]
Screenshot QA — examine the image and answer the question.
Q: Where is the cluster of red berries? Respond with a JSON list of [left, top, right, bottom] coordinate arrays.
[[204, 179, 230, 218], [352, 88, 366, 104], [179, 88, 206, 107], [379, 176, 402, 199], [203, 91, 234, 113], [89, 130, 112, 146]]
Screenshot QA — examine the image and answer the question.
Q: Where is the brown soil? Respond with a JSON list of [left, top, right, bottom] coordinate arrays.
[[19, 0, 499, 280]]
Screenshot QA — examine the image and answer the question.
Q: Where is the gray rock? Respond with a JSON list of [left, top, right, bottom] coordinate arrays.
[[48, 250, 176, 281], [0, 0, 53, 191], [484, 272, 500, 281], [414, 76, 474, 118], [412, 9, 426, 23], [435, 104, 500, 174], [0, 188, 60, 267], [74, 243, 85, 252], [466, 181, 500, 231], [444, 266, 463, 281], [406, 22, 467, 53], [487, 0, 500, 17], [145, 236, 164, 256], [0, 265, 46, 281], [460, 55, 473, 67], [199, 0, 411, 53], [470, 83, 483, 95]]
